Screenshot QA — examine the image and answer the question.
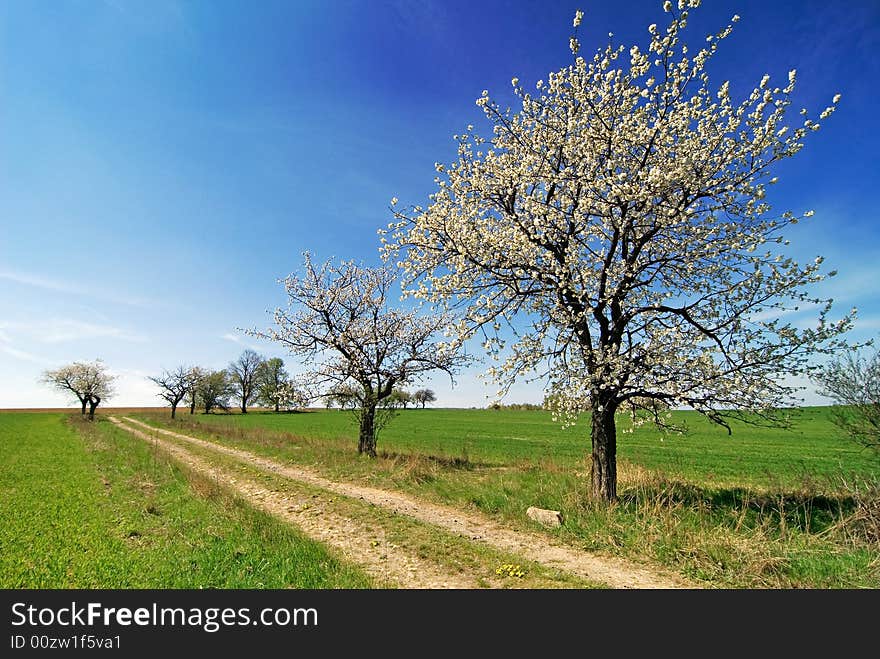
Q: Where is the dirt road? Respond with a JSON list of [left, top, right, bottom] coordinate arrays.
[[111, 416, 694, 589]]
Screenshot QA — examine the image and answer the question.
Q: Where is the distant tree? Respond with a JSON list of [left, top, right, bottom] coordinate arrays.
[[386, 389, 412, 409], [324, 383, 362, 410], [815, 347, 880, 455], [256, 357, 290, 412], [41, 364, 90, 416], [148, 366, 190, 419], [272, 379, 313, 411], [228, 349, 265, 414], [413, 389, 437, 409], [247, 253, 470, 457], [326, 384, 405, 434], [42, 359, 116, 420], [491, 401, 542, 410], [184, 366, 207, 415], [197, 370, 233, 414]]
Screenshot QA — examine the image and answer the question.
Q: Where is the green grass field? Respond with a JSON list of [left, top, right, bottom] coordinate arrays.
[[135, 405, 880, 588], [0, 413, 372, 588], [155, 406, 878, 490]]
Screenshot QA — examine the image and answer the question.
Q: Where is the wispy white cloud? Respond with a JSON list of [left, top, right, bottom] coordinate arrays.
[[811, 262, 880, 306], [748, 302, 823, 324], [0, 343, 53, 365], [0, 319, 147, 344], [853, 315, 880, 331], [0, 270, 157, 308], [0, 329, 54, 365], [221, 332, 263, 352]]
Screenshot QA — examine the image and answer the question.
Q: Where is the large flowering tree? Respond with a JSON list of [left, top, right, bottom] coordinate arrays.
[[383, 0, 854, 500], [249, 253, 469, 456]]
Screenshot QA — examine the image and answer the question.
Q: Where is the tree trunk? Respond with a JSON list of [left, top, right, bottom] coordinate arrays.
[[590, 396, 618, 502], [171, 404, 177, 419], [358, 404, 377, 457], [190, 399, 196, 414], [275, 400, 280, 413], [80, 398, 87, 416], [241, 403, 248, 414], [87, 396, 100, 421]]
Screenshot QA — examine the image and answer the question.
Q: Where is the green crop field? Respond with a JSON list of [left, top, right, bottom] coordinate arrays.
[[0, 413, 372, 588], [147, 406, 878, 490], [134, 405, 880, 588]]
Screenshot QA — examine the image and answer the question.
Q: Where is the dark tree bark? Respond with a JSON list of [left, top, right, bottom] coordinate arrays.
[[590, 394, 618, 502], [190, 400, 196, 415], [149, 368, 190, 420], [80, 397, 87, 416], [87, 395, 101, 421], [358, 404, 377, 457]]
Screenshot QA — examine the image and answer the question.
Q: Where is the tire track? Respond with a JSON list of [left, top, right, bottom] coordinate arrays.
[[109, 417, 480, 589]]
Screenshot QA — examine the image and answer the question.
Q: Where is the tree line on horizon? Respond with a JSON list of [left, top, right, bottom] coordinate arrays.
[[42, 353, 440, 421]]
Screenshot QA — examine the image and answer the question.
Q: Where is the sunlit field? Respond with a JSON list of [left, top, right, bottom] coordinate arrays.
[[0, 412, 372, 589], [132, 405, 880, 588]]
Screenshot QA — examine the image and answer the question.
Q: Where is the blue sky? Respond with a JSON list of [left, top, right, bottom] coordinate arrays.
[[1, 0, 878, 409]]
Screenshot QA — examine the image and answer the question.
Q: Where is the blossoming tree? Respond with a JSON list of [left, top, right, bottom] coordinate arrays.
[[42, 359, 116, 420], [249, 253, 470, 456], [383, 1, 854, 500]]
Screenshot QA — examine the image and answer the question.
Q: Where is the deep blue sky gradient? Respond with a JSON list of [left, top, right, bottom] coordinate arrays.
[[1, 0, 878, 407]]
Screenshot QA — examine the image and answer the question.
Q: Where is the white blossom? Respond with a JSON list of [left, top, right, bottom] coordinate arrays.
[[247, 254, 470, 456], [383, 0, 853, 500], [43, 360, 116, 419]]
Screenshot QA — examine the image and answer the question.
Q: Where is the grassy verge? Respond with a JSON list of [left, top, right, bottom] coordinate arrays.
[[134, 407, 880, 588], [0, 413, 372, 588]]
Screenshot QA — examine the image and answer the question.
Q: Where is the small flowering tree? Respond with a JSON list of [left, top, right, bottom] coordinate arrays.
[[384, 1, 854, 500], [248, 253, 470, 456], [257, 358, 293, 412], [267, 378, 313, 412], [42, 359, 116, 420]]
